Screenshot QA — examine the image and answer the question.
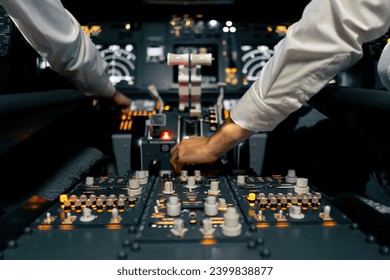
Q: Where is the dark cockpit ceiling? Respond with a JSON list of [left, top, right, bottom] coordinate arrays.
[[61, 0, 311, 23]]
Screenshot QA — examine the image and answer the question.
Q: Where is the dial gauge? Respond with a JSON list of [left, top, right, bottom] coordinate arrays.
[[241, 45, 274, 85], [98, 44, 136, 86]]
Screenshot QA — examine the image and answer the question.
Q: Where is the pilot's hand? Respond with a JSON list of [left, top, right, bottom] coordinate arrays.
[[111, 90, 131, 113], [170, 136, 219, 174]]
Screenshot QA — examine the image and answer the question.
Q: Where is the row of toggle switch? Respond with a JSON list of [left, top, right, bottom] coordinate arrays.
[[59, 171, 152, 213], [246, 191, 322, 210], [59, 193, 139, 213]]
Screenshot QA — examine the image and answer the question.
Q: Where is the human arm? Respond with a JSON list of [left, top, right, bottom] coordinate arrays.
[[378, 43, 390, 91], [0, 0, 130, 110], [169, 0, 390, 173], [170, 117, 254, 173], [100, 90, 132, 113], [231, 0, 390, 133]]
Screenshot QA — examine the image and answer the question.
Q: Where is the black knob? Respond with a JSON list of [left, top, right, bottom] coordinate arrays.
[[247, 240, 257, 249], [130, 242, 141, 252], [128, 225, 137, 234], [380, 246, 390, 255], [117, 250, 128, 259], [259, 248, 271, 258], [365, 235, 376, 243], [122, 239, 131, 248], [256, 237, 265, 246], [7, 240, 17, 249]]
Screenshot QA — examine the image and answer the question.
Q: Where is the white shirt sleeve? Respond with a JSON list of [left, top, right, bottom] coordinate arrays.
[[0, 0, 115, 98], [378, 43, 390, 90], [230, 0, 390, 133]]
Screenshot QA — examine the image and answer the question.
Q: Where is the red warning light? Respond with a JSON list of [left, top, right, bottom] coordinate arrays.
[[161, 131, 172, 140]]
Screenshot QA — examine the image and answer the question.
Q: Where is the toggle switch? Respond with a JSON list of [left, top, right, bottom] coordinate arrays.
[[171, 218, 188, 237], [117, 198, 125, 212], [259, 197, 268, 210], [274, 209, 286, 221], [320, 205, 332, 220], [311, 196, 319, 209], [280, 196, 288, 210], [43, 212, 56, 224], [110, 208, 122, 224], [200, 218, 215, 237], [128, 195, 136, 208], [75, 199, 82, 213], [62, 212, 76, 224], [106, 198, 115, 212], [256, 209, 265, 221]]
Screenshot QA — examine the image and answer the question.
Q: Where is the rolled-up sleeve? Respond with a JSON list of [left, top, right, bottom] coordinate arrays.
[[378, 43, 390, 90], [0, 0, 115, 97], [230, 0, 390, 132]]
